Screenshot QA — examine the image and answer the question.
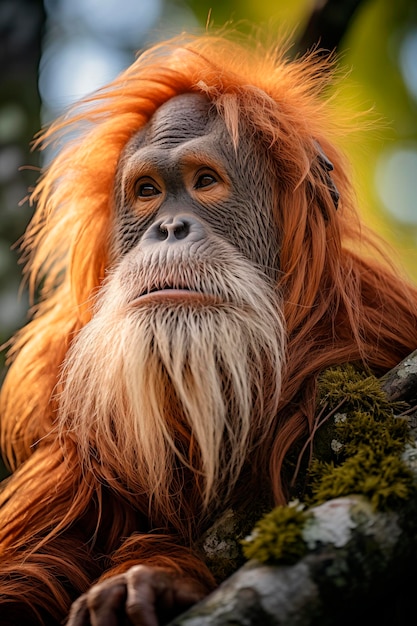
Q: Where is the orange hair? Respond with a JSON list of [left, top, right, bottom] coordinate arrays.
[[3, 32, 416, 473], [1, 32, 417, 622]]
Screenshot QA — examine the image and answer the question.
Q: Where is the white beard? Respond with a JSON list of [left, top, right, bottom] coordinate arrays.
[[56, 238, 286, 522]]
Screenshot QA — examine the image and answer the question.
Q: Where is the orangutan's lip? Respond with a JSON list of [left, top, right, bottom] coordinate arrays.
[[132, 289, 221, 306]]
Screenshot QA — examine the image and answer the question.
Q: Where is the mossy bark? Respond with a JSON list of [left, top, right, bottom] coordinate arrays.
[[168, 352, 417, 625], [170, 494, 417, 625]]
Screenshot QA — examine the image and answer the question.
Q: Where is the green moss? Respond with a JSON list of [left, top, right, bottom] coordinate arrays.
[[308, 452, 414, 510], [317, 364, 402, 417], [242, 364, 416, 565], [307, 367, 414, 511], [241, 503, 310, 564]]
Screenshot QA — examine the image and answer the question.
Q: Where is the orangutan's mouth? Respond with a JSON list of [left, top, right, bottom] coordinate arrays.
[[132, 288, 221, 306]]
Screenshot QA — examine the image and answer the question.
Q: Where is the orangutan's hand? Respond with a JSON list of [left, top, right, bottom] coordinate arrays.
[[66, 565, 206, 626]]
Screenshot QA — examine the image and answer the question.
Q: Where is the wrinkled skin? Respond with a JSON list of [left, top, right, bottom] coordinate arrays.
[[113, 92, 279, 277]]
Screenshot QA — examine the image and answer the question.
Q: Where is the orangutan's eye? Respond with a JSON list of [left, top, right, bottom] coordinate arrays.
[[134, 180, 161, 198], [195, 172, 218, 189]]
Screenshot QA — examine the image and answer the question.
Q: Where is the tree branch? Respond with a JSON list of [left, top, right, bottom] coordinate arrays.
[[169, 351, 417, 625]]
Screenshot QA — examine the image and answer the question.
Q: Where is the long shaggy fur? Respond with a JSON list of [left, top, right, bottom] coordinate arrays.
[[1, 32, 417, 624], [58, 238, 285, 524]]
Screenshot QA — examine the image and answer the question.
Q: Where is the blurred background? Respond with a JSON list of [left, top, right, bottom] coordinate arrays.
[[0, 0, 416, 371]]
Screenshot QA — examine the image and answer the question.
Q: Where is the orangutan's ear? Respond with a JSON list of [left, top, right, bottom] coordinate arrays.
[[314, 141, 340, 210]]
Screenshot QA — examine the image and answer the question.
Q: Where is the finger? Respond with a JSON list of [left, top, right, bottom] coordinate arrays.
[[125, 565, 168, 626], [87, 581, 127, 626], [66, 596, 91, 626]]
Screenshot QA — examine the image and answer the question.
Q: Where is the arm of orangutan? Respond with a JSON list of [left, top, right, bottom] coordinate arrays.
[[66, 565, 207, 626]]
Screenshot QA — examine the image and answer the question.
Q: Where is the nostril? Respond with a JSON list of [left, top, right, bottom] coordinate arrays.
[[142, 214, 206, 246], [156, 219, 191, 241], [173, 222, 190, 240], [156, 225, 168, 241]]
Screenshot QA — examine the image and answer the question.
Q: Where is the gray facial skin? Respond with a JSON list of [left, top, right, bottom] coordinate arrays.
[[113, 93, 279, 279]]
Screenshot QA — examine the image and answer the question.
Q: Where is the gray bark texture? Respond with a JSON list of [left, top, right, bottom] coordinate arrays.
[[168, 351, 417, 625], [381, 349, 417, 404]]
